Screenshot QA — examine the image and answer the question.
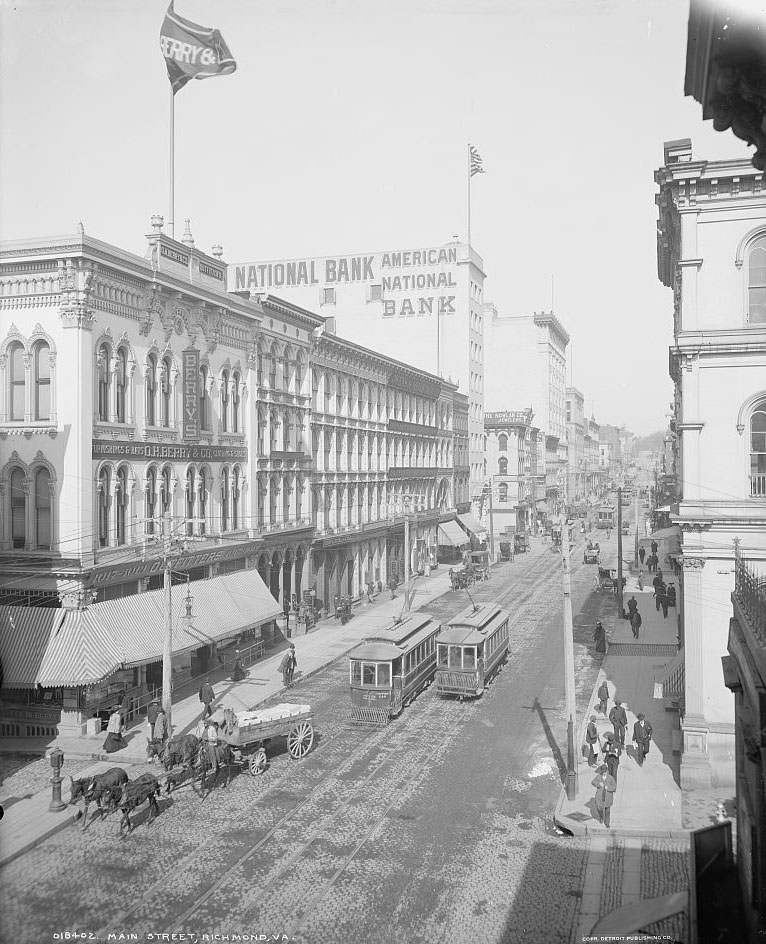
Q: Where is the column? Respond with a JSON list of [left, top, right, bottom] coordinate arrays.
[[680, 555, 711, 788]]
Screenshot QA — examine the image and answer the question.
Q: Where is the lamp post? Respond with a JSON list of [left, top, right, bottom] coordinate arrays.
[[560, 521, 577, 800]]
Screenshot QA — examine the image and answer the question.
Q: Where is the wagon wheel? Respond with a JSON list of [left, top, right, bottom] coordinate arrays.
[[287, 720, 314, 759], [248, 748, 267, 776]]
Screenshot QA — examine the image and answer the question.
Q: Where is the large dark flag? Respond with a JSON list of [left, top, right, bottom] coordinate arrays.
[[160, 3, 237, 95]]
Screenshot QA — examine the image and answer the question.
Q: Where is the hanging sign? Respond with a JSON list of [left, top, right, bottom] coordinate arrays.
[[182, 347, 200, 441]]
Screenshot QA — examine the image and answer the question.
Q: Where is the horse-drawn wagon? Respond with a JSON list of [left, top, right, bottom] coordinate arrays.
[[219, 703, 315, 775]]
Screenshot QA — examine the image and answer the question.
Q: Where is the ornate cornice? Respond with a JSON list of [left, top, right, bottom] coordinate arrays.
[[680, 556, 706, 570]]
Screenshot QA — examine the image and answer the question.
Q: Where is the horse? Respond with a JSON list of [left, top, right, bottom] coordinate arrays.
[[69, 767, 128, 830], [145, 737, 169, 763], [160, 734, 201, 772], [117, 773, 161, 836], [198, 742, 235, 797]]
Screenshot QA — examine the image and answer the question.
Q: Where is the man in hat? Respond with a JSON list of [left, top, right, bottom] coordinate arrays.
[[597, 678, 610, 715], [602, 732, 621, 782], [147, 696, 161, 749], [585, 714, 600, 767], [199, 676, 215, 720], [592, 764, 617, 827], [632, 712, 653, 766], [609, 699, 628, 748], [287, 643, 297, 684]]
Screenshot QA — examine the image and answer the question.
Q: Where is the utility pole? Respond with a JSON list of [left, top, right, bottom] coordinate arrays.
[[162, 511, 173, 734], [561, 519, 577, 800], [616, 487, 624, 619], [487, 481, 495, 562], [403, 499, 410, 612], [634, 490, 640, 569]]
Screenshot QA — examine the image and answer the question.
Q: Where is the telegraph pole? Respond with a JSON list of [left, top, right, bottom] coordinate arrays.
[[487, 481, 495, 562], [561, 519, 577, 800], [616, 487, 624, 618], [403, 501, 410, 612], [162, 511, 173, 734], [634, 490, 640, 569]]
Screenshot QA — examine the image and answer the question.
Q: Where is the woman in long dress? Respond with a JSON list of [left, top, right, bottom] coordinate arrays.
[[103, 706, 127, 753]]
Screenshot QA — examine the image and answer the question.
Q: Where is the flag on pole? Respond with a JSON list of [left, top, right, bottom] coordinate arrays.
[[469, 145, 485, 177], [160, 2, 237, 95]]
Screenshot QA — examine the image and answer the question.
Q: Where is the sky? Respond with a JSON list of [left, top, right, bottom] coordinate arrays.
[[0, 0, 751, 436]]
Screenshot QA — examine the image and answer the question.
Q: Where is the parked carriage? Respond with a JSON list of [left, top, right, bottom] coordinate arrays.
[[348, 613, 441, 725], [469, 550, 490, 581], [583, 541, 600, 564], [434, 602, 510, 700], [218, 703, 315, 775]]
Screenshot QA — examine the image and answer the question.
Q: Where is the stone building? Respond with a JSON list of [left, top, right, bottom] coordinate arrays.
[[565, 387, 586, 504], [0, 220, 461, 735], [655, 138, 766, 788], [484, 409, 535, 549]]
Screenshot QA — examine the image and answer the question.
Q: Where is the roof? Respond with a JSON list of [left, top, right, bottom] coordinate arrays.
[[438, 520, 469, 546], [435, 626, 486, 646], [448, 602, 508, 631], [361, 612, 439, 649], [0, 607, 65, 689], [33, 569, 283, 688], [349, 642, 404, 662], [457, 513, 487, 538]]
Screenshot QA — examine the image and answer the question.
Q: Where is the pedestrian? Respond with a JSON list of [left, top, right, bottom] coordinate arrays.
[[153, 704, 169, 747], [585, 714, 600, 767], [232, 650, 246, 681], [389, 575, 398, 599], [146, 696, 161, 746], [102, 705, 127, 754], [204, 719, 219, 767], [602, 732, 621, 782], [655, 580, 666, 612], [198, 676, 215, 720], [592, 764, 617, 827], [630, 609, 642, 639], [283, 601, 291, 637], [287, 643, 297, 684], [632, 712, 654, 766], [659, 586, 669, 619], [627, 595, 637, 614], [279, 647, 293, 687], [651, 540, 658, 557], [593, 620, 606, 654], [120, 690, 132, 727], [609, 699, 628, 748], [597, 678, 610, 715], [638, 546, 646, 566]]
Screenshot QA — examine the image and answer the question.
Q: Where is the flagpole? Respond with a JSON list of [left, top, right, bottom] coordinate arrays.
[[169, 84, 175, 240], [467, 143, 471, 248]]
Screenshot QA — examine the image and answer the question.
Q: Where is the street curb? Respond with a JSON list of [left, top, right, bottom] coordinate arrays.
[[0, 808, 81, 868], [552, 790, 691, 841]]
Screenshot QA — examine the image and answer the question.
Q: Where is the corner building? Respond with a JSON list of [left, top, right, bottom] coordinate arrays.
[[0, 221, 460, 735]]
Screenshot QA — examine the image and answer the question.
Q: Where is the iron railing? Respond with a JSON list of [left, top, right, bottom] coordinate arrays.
[[734, 548, 766, 646], [750, 473, 766, 498]]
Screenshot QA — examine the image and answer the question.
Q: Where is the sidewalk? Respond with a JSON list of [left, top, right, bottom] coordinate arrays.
[[0, 567, 456, 866], [555, 571, 686, 839]]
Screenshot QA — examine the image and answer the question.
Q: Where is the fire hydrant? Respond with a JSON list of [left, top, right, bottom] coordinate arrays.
[[48, 747, 66, 812]]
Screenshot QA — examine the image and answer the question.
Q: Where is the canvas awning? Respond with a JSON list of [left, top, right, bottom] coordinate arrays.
[[0, 606, 65, 689], [438, 520, 470, 546], [34, 569, 283, 689], [457, 513, 487, 540]]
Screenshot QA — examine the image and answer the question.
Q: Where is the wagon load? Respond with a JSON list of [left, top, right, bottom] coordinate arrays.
[[218, 702, 314, 775]]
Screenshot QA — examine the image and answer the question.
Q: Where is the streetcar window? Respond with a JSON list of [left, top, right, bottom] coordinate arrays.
[[438, 645, 448, 666], [448, 646, 462, 668], [351, 661, 361, 684], [362, 663, 376, 685], [377, 664, 391, 686], [463, 647, 476, 669]]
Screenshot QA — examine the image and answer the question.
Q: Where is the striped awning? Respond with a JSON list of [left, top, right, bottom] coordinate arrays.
[[457, 513, 487, 539], [438, 520, 470, 546], [0, 606, 64, 689], [35, 568, 283, 688]]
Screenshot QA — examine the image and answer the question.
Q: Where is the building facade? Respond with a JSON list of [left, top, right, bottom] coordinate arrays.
[[229, 240, 486, 491], [565, 387, 586, 504], [0, 220, 460, 734], [655, 137, 766, 788], [484, 409, 535, 550]]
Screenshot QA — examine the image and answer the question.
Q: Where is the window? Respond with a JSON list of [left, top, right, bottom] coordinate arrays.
[[221, 468, 229, 531], [294, 358, 303, 394], [198, 469, 207, 536], [362, 663, 376, 685], [186, 468, 196, 537], [199, 366, 210, 430], [231, 372, 240, 432], [221, 370, 230, 432], [161, 356, 172, 427], [146, 354, 157, 426], [748, 237, 766, 324], [9, 342, 25, 421], [499, 483, 508, 503], [269, 350, 277, 389], [98, 468, 110, 547], [369, 284, 383, 301], [322, 287, 336, 306], [116, 348, 128, 423], [499, 457, 508, 474], [11, 467, 25, 548], [751, 400, 766, 496], [98, 344, 110, 422], [34, 343, 50, 420], [161, 466, 172, 515], [115, 466, 127, 546], [232, 467, 240, 529], [145, 468, 157, 536]]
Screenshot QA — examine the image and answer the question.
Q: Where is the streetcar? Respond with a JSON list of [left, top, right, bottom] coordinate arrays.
[[596, 504, 615, 529], [434, 602, 510, 700], [348, 613, 440, 725]]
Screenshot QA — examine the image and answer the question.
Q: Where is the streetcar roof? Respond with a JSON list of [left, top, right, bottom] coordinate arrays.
[[446, 602, 508, 630], [349, 641, 404, 662], [360, 612, 438, 647], [435, 626, 486, 645]]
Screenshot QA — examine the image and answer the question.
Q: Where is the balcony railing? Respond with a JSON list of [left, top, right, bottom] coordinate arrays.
[[734, 548, 766, 646], [750, 473, 766, 498]]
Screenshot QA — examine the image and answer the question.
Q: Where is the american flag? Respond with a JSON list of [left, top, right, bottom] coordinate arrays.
[[469, 145, 485, 177]]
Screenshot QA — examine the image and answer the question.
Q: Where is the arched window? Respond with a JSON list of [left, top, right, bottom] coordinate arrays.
[[498, 483, 508, 503], [116, 347, 127, 423], [221, 370, 230, 433], [98, 467, 110, 547], [146, 354, 157, 426], [198, 469, 207, 536], [9, 342, 25, 421], [10, 467, 26, 548], [221, 468, 229, 531], [97, 343, 110, 422], [748, 236, 766, 324], [199, 366, 210, 431], [161, 356, 172, 428], [498, 433, 508, 452], [499, 457, 508, 475], [34, 467, 52, 548], [750, 399, 766, 496], [232, 467, 240, 529], [34, 342, 50, 421], [145, 467, 157, 536], [185, 468, 196, 537], [269, 347, 278, 389], [115, 466, 128, 546], [295, 355, 304, 394], [161, 465, 172, 515], [336, 377, 344, 416], [231, 372, 240, 433]]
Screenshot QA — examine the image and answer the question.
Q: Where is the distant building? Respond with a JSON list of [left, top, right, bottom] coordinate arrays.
[[565, 387, 585, 504], [484, 409, 535, 548]]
